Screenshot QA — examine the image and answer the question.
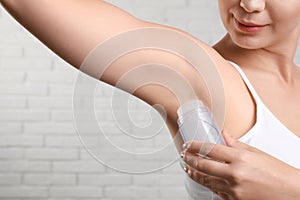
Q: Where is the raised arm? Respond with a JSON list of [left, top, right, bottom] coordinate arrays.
[[0, 0, 233, 151]]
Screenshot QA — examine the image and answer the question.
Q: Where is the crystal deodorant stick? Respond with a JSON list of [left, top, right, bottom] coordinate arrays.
[[177, 99, 225, 145]]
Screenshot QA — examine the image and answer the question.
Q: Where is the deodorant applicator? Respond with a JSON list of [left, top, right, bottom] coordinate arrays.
[[177, 99, 225, 200], [177, 99, 225, 145]]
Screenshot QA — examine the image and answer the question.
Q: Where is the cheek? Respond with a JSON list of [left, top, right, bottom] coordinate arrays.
[[271, 9, 300, 36], [270, 2, 300, 26], [217, 0, 240, 29]]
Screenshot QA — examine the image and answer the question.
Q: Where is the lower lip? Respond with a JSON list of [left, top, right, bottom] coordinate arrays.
[[234, 18, 267, 33]]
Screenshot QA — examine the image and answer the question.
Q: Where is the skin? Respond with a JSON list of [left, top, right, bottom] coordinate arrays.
[[0, 0, 300, 199]]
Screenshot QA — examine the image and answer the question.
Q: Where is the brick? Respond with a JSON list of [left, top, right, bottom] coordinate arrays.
[[0, 123, 22, 134], [45, 135, 82, 147], [133, 173, 184, 186], [79, 174, 131, 185], [0, 30, 28, 46], [0, 57, 51, 70], [25, 148, 78, 160], [27, 71, 77, 83], [47, 135, 113, 149], [0, 148, 24, 159], [53, 161, 105, 173], [0, 84, 48, 95], [50, 84, 89, 96], [82, 97, 111, 110], [0, 186, 48, 198], [78, 137, 148, 161], [0, 45, 22, 57], [50, 110, 74, 121], [105, 161, 160, 173], [0, 135, 43, 147], [105, 186, 159, 198], [0, 71, 25, 82], [79, 148, 143, 162], [0, 161, 51, 172], [0, 96, 26, 108], [75, 121, 131, 135], [0, 109, 49, 121], [24, 122, 76, 135], [50, 186, 103, 198], [89, 135, 155, 149], [0, 174, 21, 185], [24, 173, 76, 185], [73, 109, 106, 121], [159, 186, 187, 198], [28, 97, 73, 109]]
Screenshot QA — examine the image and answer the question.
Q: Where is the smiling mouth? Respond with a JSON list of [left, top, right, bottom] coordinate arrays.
[[237, 19, 266, 27], [234, 17, 268, 33]]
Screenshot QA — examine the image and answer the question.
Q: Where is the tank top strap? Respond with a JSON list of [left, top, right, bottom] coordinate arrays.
[[228, 61, 263, 105]]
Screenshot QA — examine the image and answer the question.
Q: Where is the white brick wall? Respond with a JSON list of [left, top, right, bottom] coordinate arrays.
[[0, 0, 299, 200]]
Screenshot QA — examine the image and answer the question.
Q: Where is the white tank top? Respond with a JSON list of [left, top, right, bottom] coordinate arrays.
[[183, 61, 300, 200]]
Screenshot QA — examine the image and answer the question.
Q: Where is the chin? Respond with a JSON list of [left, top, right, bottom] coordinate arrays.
[[234, 41, 263, 50], [230, 34, 267, 50]]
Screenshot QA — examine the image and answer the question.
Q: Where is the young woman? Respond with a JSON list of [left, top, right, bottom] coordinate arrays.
[[1, 0, 300, 199]]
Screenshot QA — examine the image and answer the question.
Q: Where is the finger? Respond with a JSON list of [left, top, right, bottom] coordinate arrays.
[[183, 151, 232, 179], [184, 141, 235, 163], [222, 129, 264, 154], [185, 165, 230, 194]]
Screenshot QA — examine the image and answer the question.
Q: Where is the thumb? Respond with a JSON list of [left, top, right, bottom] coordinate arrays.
[[222, 129, 261, 153], [221, 128, 236, 147]]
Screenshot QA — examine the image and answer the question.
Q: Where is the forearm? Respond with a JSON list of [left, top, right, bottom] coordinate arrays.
[[0, 0, 145, 68]]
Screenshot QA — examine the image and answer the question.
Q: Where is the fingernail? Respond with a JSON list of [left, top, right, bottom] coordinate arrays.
[[184, 167, 187, 172], [187, 169, 192, 176], [180, 151, 185, 158], [183, 141, 190, 149]]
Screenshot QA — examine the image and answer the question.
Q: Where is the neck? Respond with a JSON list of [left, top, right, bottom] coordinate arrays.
[[214, 34, 299, 85]]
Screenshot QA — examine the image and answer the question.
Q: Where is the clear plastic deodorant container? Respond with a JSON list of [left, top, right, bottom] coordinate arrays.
[[177, 99, 225, 200], [177, 99, 225, 145]]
